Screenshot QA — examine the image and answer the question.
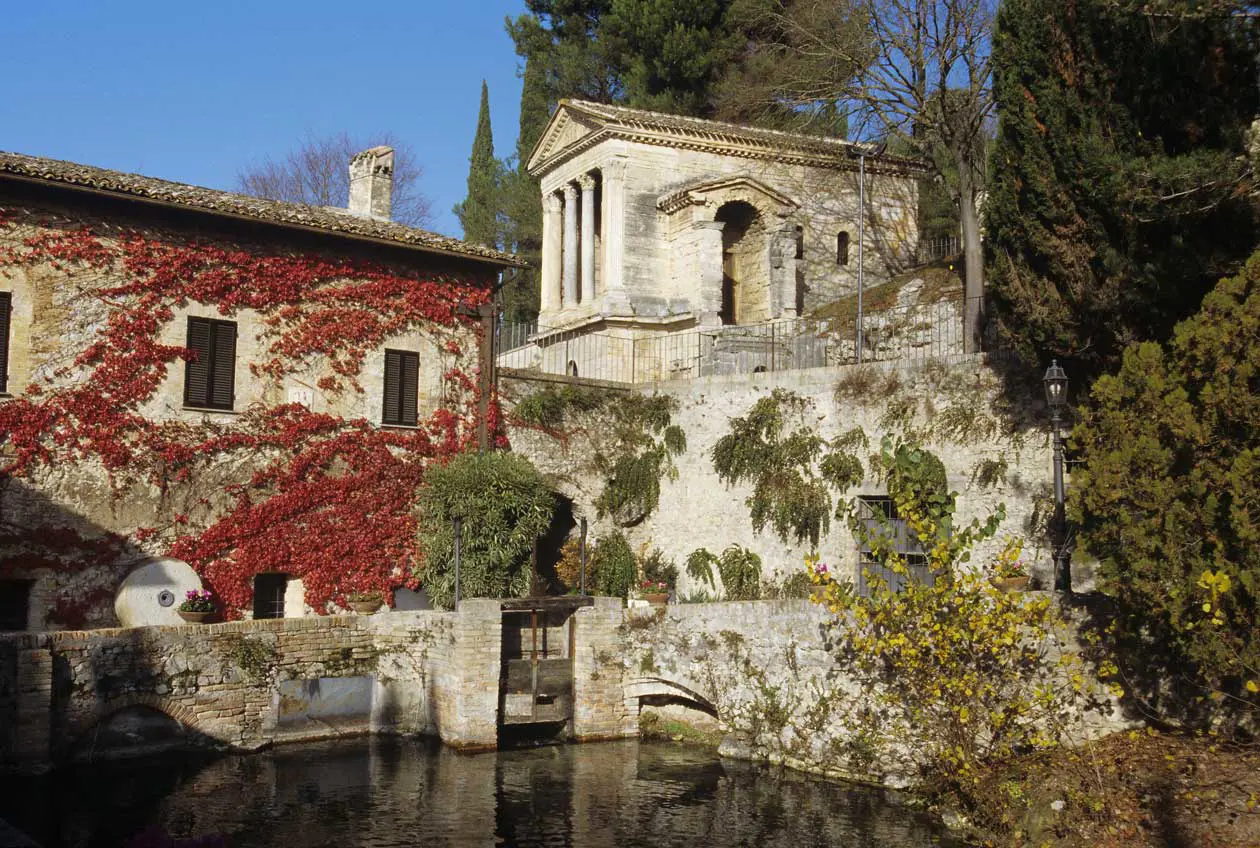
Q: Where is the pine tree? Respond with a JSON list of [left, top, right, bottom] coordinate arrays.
[[454, 81, 501, 249], [985, 0, 1260, 377]]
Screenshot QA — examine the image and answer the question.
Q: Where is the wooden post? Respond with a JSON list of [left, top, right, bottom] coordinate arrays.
[[478, 301, 496, 453]]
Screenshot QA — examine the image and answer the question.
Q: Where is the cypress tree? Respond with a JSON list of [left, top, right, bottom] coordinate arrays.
[[500, 58, 550, 323], [454, 81, 501, 249], [985, 0, 1260, 377]]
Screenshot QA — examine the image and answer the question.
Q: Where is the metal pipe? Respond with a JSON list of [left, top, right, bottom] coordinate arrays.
[[856, 151, 865, 364], [579, 517, 588, 595]]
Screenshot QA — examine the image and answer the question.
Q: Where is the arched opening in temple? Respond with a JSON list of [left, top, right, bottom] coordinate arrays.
[[715, 201, 767, 325]]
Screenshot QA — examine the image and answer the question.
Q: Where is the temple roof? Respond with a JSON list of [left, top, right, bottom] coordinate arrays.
[[527, 100, 924, 177]]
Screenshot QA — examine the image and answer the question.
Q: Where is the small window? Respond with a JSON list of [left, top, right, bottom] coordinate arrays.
[[794, 225, 804, 260], [382, 349, 420, 426], [184, 317, 237, 410], [253, 573, 288, 620], [0, 580, 32, 631], [855, 495, 932, 596], [0, 291, 11, 394], [567, 360, 579, 377], [836, 232, 851, 266]]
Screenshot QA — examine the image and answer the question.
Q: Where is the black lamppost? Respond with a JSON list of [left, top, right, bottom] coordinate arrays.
[[1043, 360, 1071, 594]]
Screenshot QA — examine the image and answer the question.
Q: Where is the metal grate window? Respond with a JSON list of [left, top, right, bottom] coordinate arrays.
[[855, 495, 933, 596], [252, 573, 287, 620]]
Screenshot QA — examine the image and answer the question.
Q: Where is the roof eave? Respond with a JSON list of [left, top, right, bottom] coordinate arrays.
[[0, 171, 526, 269]]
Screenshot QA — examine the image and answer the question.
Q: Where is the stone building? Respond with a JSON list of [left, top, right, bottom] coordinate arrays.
[[522, 101, 923, 379], [0, 148, 520, 632]]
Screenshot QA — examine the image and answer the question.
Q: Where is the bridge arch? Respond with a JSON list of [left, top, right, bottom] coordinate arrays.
[[625, 676, 719, 718]]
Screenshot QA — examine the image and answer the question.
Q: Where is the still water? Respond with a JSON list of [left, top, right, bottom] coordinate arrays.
[[0, 738, 958, 847]]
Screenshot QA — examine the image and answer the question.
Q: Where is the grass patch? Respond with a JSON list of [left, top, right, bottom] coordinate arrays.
[[639, 709, 724, 748], [809, 256, 963, 325]]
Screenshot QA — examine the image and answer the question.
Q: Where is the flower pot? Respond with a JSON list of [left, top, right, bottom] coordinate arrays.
[[177, 610, 215, 624], [643, 593, 669, 607], [990, 575, 1030, 593], [349, 599, 382, 615]]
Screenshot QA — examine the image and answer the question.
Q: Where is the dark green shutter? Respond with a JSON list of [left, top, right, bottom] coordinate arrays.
[[210, 321, 236, 410], [400, 351, 419, 426], [383, 350, 402, 424], [0, 292, 11, 394], [382, 350, 419, 426], [184, 317, 212, 407]]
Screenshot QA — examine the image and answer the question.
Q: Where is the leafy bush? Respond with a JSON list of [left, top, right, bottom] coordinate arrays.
[[764, 571, 812, 600], [1073, 252, 1260, 722], [590, 531, 637, 598], [718, 545, 763, 601], [416, 451, 556, 608], [686, 547, 718, 589]]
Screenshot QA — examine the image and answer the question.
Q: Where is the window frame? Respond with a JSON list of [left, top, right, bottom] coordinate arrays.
[[836, 231, 851, 266], [183, 316, 237, 411], [252, 573, 288, 620], [381, 348, 420, 427]]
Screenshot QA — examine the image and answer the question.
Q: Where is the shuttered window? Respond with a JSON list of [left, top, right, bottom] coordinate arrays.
[[184, 317, 237, 410], [382, 349, 420, 426], [0, 291, 11, 394]]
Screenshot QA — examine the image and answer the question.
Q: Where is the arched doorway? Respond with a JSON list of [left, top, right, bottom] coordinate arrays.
[[715, 201, 767, 325]]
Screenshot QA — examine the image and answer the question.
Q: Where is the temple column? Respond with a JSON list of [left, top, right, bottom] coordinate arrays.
[[600, 157, 630, 313], [541, 193, 563, 317], [562, 183, 579, 309], [692, 219, 726, 327], [578, 174, 596, 306]]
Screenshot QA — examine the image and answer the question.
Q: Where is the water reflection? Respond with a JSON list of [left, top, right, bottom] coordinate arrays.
[[0, 738, 957, 847]]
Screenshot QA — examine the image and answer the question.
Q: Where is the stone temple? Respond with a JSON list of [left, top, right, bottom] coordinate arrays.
[[529, 101, 924, 328], [518, 101, 926, 381]]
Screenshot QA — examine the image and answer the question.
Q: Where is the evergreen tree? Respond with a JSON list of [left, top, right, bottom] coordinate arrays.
[[454, 81, 502, 249], [500, 59, 550, 323], [985, 0, 1260, 377]]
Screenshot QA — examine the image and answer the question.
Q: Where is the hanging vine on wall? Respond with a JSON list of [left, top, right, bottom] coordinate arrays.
[[0, 206, 497, 620], [711, 389, 867, 546], [509, 384, 686, 526]]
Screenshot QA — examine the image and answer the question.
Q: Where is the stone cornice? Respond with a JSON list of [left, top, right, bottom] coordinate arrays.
[[528, 101, 927, 180]]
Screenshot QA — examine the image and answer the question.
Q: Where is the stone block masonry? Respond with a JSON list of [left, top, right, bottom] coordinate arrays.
[[0, 609, 499, 772]]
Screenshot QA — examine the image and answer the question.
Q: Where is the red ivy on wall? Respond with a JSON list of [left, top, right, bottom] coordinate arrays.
[[0, 207, 503, 620]]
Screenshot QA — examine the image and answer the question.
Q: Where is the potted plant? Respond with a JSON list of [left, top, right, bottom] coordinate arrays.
[[639, 580, 670, 606], [177, 589, 217, 624], [346, 591, 383, 615], [990, 548, 1031, 593]]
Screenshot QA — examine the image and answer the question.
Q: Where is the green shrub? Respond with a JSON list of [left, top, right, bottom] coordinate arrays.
[[718, 545, 763, 601], [640, 547, 678, 590], [415, 451, 556, 608], [1074, 252, 1260, 722], [686, 548, 718, 589], [590, 531, 637, 598]]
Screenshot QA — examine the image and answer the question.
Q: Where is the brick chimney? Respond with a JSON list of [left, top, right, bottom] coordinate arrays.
[[348, 146, 394, 221]]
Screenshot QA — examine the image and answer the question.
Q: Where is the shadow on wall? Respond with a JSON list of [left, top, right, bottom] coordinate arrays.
[[0, 474, 154, 632]]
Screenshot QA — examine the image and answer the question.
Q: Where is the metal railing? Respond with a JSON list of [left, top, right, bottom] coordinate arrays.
[[497, 296, 979, 387], [914, 236, 961, 264]]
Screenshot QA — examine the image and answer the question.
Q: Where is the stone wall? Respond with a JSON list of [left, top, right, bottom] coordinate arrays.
[[0, 605, 510, 772], [508, 353, 1071, 595], [0, 191, 486, 631]]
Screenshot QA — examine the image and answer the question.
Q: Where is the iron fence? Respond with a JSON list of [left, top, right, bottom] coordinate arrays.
[[497, 296, 982, 386], [914, 236, 961, 264]]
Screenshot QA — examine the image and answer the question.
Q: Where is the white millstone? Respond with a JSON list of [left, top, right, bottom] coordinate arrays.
[[114, 558, 203, 628]]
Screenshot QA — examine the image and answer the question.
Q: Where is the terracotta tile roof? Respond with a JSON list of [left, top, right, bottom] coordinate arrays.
[[0, 151, 524, 267]]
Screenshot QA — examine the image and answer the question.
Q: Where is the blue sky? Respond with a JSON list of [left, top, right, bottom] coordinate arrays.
[[1, 0, 528, 237]]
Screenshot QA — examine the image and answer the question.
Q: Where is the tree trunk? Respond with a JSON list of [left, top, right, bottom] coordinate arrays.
[[956, 160, 985, 354]]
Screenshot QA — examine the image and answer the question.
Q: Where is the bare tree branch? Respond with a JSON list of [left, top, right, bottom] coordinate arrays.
[[237, 131, 434, 229]]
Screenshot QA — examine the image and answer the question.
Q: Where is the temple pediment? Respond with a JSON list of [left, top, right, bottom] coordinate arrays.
[[657, 177, 799, 219], [527, 107, 605, 174]]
